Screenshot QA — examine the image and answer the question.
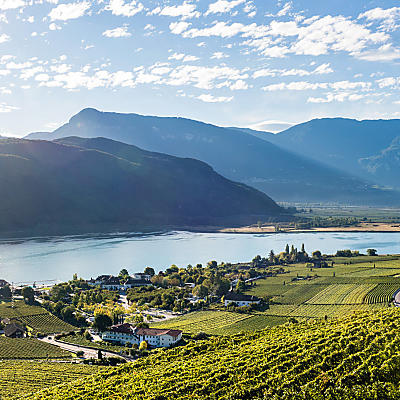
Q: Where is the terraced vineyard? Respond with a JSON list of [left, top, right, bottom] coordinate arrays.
[[0, 337, 71, 359], [28, 309, 400, 400], [305, 284, 375, 305], [364, 283, 400, 304], [0, 361, 104, 399], [151, 311, 253, 333], [0, 301, 75, 334]]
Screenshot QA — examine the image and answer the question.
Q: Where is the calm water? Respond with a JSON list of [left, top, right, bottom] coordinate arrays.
[[0, 231, 399, 284]]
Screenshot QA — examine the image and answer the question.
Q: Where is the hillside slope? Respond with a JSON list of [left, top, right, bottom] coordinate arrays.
[[268, 118, 400, 189], [0, 138, 284, 236], [25, 109, 400, 205], [28, 309, 400, 400]]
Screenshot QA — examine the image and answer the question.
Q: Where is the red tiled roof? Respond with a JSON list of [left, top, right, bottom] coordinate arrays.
[[135, 327, 182, 337], [110, 323, 135, 334]]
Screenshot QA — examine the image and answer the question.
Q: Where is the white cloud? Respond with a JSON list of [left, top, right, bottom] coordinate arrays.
[[49, 22, 61, 30], [151, 2, 200, 20], [0, 33, 10, 43], [197, 94, 233, 103], [35, 73, 50, 82], [307, 92, 365, 103], [105, 0, 143, 17], [262, 80, 369, 92], [169, 21, 191, 35], [359, 7, 400, 31], [205, 0, 245, 16], [253, 63, 333, 79], [211, 51, 229, 59], [355, 44, 400, 61], [0, 102, 18, 113], [0, 0, 26, 10], [102, 26, 131, 38], [49, 1, 90, 21], [168, 52, 199, 62], [228, 79, 248, 90]]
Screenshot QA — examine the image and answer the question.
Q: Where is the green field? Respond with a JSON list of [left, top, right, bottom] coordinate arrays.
[[152, 255, 400, 335], [0, 361, 104, 399], [0, 337, 71, 359], [26, 309, 400, 400], [0, 301, 76, 334]]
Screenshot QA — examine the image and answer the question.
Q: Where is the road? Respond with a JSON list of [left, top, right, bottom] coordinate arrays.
[[39, 336, 133, 361]]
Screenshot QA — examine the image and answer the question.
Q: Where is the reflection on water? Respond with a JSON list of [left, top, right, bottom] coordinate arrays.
[[0, 231, 399, 283]]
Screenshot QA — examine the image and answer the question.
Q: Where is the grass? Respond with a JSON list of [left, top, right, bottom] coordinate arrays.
[[0, 360, 104, 400], [0, 301, 76, 334], [0, 337, 72, 359]]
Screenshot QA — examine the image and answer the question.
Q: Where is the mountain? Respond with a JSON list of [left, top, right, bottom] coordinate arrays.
[[267, 118, 400, 189], [0, 138, 285, 237], [25, 108, 400, 205], [359, 136, 400, 187], [227, 127, 275, 142]]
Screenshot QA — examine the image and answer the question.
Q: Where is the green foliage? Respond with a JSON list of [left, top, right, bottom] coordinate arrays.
[[93, 313, 113, 332], [0, 361, 103, 400], [0, 337, 71, 359], [21, 286, 35, 304], [26, 309, 400, 400]]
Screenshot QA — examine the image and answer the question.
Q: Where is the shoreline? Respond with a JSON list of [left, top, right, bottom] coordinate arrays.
[[0, 223, 400, 243]]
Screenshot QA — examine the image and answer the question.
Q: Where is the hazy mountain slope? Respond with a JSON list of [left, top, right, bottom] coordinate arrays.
[[25, 108, 399, 205], [0, 138, 284, 236], [269, 118, 400, 188], [359, 136, 400, 187]]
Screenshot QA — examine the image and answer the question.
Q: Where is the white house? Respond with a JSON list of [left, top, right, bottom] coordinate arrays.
[[89, 274, 151, 292], [102, 323, 182, 348], [223, 292, 261, 307]]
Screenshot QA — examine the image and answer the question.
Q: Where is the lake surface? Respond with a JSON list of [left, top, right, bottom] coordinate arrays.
[[0, 231, 399, 283]]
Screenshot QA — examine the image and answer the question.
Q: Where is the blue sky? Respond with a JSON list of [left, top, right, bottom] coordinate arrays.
[[0, 0, 400, 136]]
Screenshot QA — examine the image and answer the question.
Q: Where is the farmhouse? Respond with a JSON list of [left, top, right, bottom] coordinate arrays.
[[102, 323, 182, 348], [4, 322, 26, 338], [89, 274, 151, 291], [223, 292, 261, 307]]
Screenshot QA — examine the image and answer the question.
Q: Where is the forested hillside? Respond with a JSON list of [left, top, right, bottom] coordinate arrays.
[[29, 309, 400, 400]]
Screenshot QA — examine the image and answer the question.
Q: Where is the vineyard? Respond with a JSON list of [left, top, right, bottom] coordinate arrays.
[[27, 309, 400, 400], [0, 361, 104, 399], [0, 301, 75, 334], [0, 337, 71, 359]]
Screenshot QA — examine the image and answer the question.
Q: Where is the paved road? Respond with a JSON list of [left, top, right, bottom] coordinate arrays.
[[39, 336, 133, 361]]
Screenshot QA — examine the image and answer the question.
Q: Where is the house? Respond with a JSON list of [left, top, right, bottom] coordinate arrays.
[[89, 274, 152, 291], [223, 292, 261, 307], [102, 323, 182, 348], [4, 322, 26, 338]]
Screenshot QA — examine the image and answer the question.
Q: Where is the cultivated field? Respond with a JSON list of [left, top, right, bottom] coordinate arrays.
[[0, 337, 71, 359], [0, 360, 104, 399], [153, 255, 400, 335], [0, 301, 76, 334]]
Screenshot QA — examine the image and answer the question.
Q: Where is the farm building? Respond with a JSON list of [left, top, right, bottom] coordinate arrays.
[[102, 323, 182, 348], [223, 292, 261, 307]]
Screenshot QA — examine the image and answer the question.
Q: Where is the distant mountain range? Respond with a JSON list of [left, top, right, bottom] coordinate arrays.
[[0, 137, 285, 236], [26, 108, 399, 205], [241, 118, 400, 191]]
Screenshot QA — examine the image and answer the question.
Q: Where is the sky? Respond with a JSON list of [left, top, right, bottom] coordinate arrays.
[[0, 0, 400, 136]]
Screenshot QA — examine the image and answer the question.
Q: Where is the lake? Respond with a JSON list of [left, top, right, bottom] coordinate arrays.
[[0, 231, 399, 284]]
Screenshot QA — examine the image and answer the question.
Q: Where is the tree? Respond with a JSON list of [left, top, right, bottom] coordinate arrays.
[[312, 250, 322, 259], [50, 285, 68, 302], [193, 284, 208, 298], [236, 279, 246, 293], [144, 267, 155, 277], [301, 243, 306, 253], [367, 249, 377, 256], [268, 250, 275, 264], [285, 244, 290, 254], [98, 350, 103, 360], [139, 341, 148, 351], [0, 285, 11, 300], [21, 286, 35, 304], [119, 269, 129, 280], [93, 313, 113, 332]]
